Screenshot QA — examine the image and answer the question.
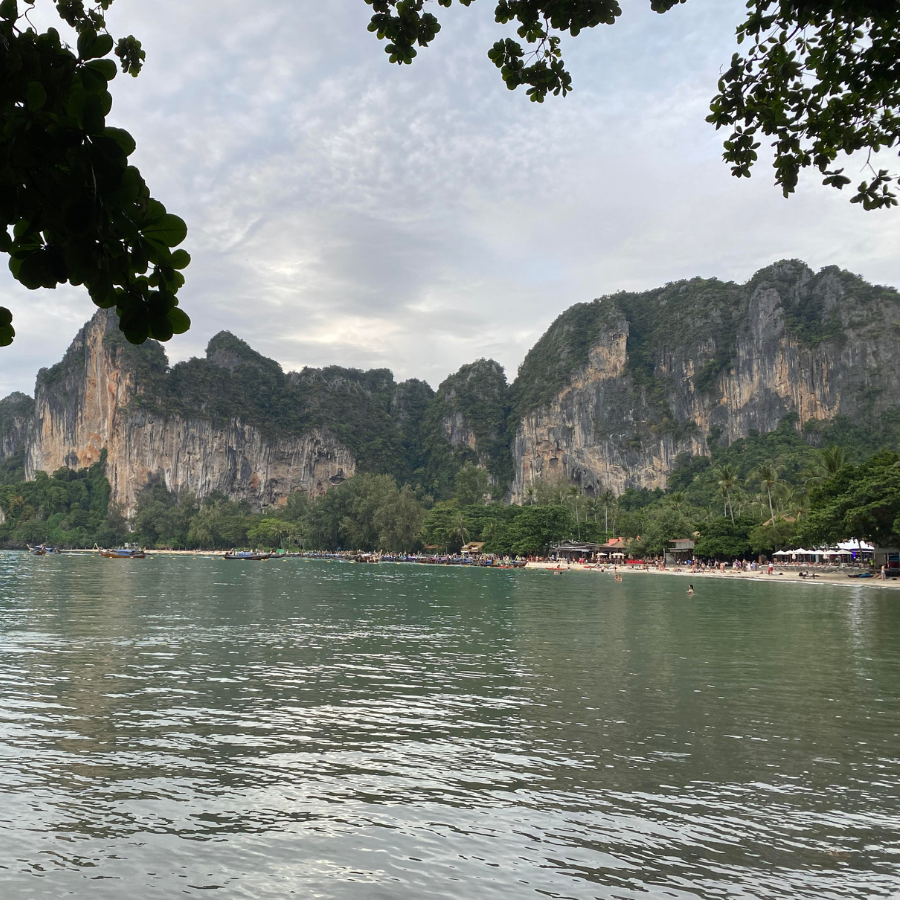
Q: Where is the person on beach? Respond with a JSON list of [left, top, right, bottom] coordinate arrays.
[[687, 584, 694, 595]]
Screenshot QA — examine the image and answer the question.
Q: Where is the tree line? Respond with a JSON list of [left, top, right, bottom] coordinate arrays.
[[1, 420, 899, 557]]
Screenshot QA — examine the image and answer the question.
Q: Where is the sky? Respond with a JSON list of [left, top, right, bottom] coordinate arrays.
[[1, 0, 898, 397]]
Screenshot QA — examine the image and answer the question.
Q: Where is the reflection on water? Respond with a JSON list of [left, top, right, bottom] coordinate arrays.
[[0, 552, 898, 898]]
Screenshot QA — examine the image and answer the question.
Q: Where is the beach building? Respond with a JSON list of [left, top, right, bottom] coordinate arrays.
[[666, 538, 695, 565], [598, 537, 629, 560], [551, 541, 600, 562], [460, 542, 486, 557]]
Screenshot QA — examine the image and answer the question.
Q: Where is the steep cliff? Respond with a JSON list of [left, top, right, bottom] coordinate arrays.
[[510, 260, 900, 499], [3, 260, 898, 507], [22, 312, 355, 512], [0, 391, 33, 481], [420, 359, 512, 497]]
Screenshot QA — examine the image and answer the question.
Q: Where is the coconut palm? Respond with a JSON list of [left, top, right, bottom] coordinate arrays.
[[666, 491, 686, 511], [805, 445, 849, 488], [779, 484, 808, 520], [599, 489, 617, 536], [450, 512, 469, 548], [713, 464, 739, 523], [749, 463, 782, 526]]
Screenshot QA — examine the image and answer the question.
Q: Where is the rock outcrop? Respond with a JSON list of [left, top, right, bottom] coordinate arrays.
[[22, 312, 355, 513], [509, 261, 900, 499], [2, 260, 898, 507], [0, 392, 33, 460]]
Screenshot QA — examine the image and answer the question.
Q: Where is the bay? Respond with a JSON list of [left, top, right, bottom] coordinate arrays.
[[0, 552, 897, 899]]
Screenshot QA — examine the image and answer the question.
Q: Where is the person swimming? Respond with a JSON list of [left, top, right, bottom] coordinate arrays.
[[687, 584, 694, 595], [614, 573, 622, 582]]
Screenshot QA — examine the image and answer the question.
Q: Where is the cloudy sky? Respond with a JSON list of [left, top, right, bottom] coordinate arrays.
[[1, 0, 898, 397]]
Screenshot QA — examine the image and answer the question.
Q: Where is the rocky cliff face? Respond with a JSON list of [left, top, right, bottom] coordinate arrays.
[[510, 261, 900, 500], [0, 392, 33, 460], [3, 260, 898, 507], [418, 359, 513, 496], [22, 312, 354, 512]]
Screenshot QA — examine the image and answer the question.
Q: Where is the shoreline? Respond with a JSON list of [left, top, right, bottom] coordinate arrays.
[[12, 549, 900, 589], [524, 560, 900, 589]]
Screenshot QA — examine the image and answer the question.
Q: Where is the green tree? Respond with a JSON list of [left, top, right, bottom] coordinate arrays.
[[694, 515, 755, 560], [0, 0, 190, 347], [453, 462, 490, 506], [749, 463, 782, 526], [375, 483, 426, 550], [631, 505, 693, 557], [450, 511, 469, 549], [797, 450, 900, 547], [505, 505, 574, 555], [713, 464, 739, 524], [749, 518, 797, 556], [366, 0, 899, 207], [805, 445, 850, 489]]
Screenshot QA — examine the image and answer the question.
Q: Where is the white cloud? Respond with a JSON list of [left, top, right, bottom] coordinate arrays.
[[1, 0, 897, 398]]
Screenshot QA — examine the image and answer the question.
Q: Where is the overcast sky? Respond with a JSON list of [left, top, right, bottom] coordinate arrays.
[[1, 0, 898, 397]]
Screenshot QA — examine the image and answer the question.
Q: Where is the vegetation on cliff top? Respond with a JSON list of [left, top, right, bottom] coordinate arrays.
[[422, 360, 513, 498], [510, 298, 624, 422]]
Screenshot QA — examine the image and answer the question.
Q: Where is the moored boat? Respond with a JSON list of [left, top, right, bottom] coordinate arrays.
[[223, 551, 271, 561], [97, 546, 146, 559], [28, 545, 62, 555]]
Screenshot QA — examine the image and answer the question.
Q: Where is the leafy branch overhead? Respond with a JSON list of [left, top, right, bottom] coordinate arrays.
[[364, 0, 900, 209], [0, 0, 189, 347]]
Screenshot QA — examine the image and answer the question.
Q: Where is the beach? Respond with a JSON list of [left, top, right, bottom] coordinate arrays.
[[525, 559, 900, 589]]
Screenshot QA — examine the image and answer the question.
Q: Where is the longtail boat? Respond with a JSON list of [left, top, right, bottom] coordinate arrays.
[[28, 545, 62, 556], [97, 546, 146, 559], [223, 551, 271, 561]]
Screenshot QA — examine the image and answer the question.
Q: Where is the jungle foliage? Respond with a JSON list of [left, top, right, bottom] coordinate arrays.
[[0, 450, 126, 547], [0, 0, 189, 347]]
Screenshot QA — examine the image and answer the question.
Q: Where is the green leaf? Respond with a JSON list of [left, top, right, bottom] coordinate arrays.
[[85, 58, 117, 81], [141, 213, 187, 247], [167, 307, 190, 335], [103, 126, 136, 157], [170, 249, 191, 270], [0, 306, 11, 327], [0, 324, 13, 347], [79, 31, 114, 61], [76, 29, 97, 59], [26, 81, 47, 111], [122, 319, 149, 344], [0, 0, 15, 20], [149, 316, 174, 342], [81, 92, 106, 134]]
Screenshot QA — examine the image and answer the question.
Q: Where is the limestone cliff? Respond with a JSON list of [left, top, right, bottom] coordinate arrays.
[[22, 312, 355, 512], [0, 391, 33, 460], [510, 261, 900, 499], [2, 260, 898, 507], [420, 359, 513, 496]]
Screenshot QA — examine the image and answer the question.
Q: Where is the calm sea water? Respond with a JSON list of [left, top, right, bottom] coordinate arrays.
[[0, 553, 897, 899]]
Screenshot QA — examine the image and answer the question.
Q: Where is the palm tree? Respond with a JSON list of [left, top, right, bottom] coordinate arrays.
[[450, 512, 469, 549], [749, 463, 782, 526], [567, 486, 583, 540], [713, 464, 738, 523], [805, 445, 849, 488], [779, 485, 808, 520], [599, 489, 616, 536], [666, 491, 686, 511]]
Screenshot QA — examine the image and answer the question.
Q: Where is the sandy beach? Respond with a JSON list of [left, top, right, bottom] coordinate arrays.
[[525, 560, 900, 589]]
